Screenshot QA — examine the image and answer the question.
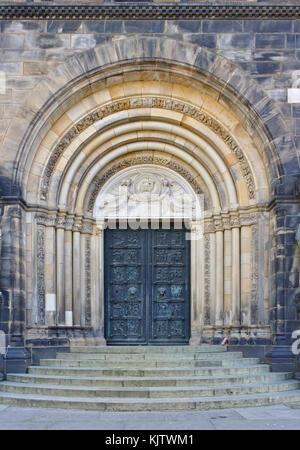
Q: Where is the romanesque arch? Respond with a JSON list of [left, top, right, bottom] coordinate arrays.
[[0, 37, 295, 352]]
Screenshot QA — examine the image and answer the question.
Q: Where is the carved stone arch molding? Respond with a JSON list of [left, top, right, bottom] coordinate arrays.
[[1, 36, 281, 350], [40, 96, 256, 207], [2, 37, 291, 202]]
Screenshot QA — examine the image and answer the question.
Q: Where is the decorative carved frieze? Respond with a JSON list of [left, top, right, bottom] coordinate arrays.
[[1, 4, 300, 20], [35, 213, 93, 234], [81, 222, 93, 235], [251, 225, 259, 324], [239, 213, 259, 227], [204, 233, 211, 326], [204, 220, 215, 234], [85, 236, 91, 327], [8, 206, 22, 219], [36, 213, 56, 227], [230, 216, 241, 228], [203, 211, 260, 233], [41, 96, 255, 203], [37, 224, 45, 326]]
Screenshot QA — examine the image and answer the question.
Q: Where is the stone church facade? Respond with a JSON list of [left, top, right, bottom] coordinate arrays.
[[0, 1, 300, 374]]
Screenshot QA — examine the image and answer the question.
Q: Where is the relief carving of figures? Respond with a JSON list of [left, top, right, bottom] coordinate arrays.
[[95, 166, 199, 220]]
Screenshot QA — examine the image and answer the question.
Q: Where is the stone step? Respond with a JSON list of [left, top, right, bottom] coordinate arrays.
[[1, 390, 300, 411], [59, 351, 243, 361], [0, 380, 298, 399], [40, 357, 260, 369], [7, 372, 293, 388], [70, 345, 227, 354], [28, 364, 270, 378]]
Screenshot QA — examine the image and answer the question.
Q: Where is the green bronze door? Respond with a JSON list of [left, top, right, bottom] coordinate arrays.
[[104, 226, 190, 345]]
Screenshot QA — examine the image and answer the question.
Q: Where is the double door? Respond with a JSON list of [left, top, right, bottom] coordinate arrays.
[[104, 226, 190, 345]]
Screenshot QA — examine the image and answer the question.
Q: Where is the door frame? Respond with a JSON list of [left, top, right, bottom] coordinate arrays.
[[96, 219, 204, 345]]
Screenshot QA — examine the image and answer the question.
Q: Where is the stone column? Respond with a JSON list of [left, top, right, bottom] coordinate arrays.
[[241, 225, 251, 327], [36, 223, 45, 325], [64, 226, 73, 326], [1, 206, 30, 373], [10, 207, 26, 337], [56, 222, 65, 325], [223, 228, 232, 328], [80, 231, 86, 326], [232, 225, 241, 327], [45, 225, 56, 326], [190, 220, 204, 345], [96, 222, 106, 342], [215, 228, 224, 329], [72, 223, 81, 326]]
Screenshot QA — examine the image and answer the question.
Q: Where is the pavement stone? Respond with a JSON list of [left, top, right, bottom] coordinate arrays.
[[0, 405, 299, 430]]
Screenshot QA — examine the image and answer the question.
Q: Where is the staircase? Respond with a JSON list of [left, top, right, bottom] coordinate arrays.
[[0, 345, 300, 411]]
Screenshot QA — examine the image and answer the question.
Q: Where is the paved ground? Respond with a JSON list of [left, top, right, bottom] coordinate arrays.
[[0, 403, 300, 430]]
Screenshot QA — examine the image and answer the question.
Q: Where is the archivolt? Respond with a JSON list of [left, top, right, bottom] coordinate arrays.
[[15, 39, 279, 217], [40, 96, 256, 203]]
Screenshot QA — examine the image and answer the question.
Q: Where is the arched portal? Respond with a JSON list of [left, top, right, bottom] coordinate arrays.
[[0, 37, 283, 353], [94, 164, 203, 345]]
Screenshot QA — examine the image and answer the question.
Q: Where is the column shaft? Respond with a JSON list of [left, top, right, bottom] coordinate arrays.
[[64, 229, 73, 326], [45, 226, 56, 326], [215, 230, 224, 328], [241, 226, 251, 326], [232, 226, 241, 326], [56, 227, 65, 325], [72, 231, 81, 326], [223, 229, 232, 327]]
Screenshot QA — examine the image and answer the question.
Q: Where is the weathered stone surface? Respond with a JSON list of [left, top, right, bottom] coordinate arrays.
[[0, 18, 298, 382]]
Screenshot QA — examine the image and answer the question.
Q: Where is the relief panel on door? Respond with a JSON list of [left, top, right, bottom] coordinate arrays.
[[105, 227, 190, 345]]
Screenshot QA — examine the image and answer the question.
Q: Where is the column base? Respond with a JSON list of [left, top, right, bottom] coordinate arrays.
[[0, 355, 4, 380], [189, 330, 202, 345], [266, 345, 297, 372], [5, 343, 31, 374]]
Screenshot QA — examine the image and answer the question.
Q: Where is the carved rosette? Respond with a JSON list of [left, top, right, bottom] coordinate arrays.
[[40, 96, 256, 203]]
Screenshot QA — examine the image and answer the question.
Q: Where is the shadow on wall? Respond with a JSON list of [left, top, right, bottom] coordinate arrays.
[[0, 170, 21, 198], [0, 331, 5, 381]]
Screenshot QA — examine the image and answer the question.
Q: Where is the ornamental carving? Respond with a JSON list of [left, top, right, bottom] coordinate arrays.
[[85, 236, 91, 326], [203, 212, 259, 233], [40, 96, 255, 202], [251, 225, 259, 324], [204, 233, 211, 325], [37, 224, 45, 325], [94, 166, 200, 220], [88, 155, 203, 214], [35, 213, 93, 234]]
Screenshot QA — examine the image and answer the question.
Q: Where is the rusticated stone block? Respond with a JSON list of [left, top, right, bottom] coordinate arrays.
[[47, 20, 83, 33], [0, 35, 24, 49], [26, 33, 70, 50], [255, 34, 285, 49], [219, 33, 254, 49], [203, 20, 243, 33], [71, 34, 109, 49]]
